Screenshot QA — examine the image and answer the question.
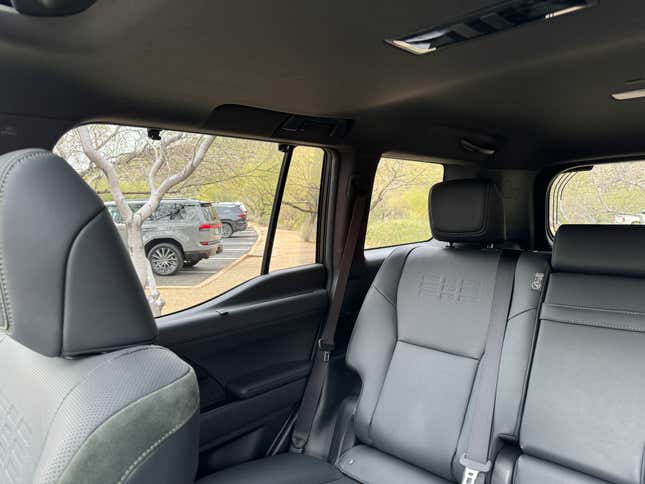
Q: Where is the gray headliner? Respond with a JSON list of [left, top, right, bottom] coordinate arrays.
[[1, 0, 645, 168]]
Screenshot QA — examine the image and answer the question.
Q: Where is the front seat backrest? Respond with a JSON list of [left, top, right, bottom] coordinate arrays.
[[0, 149, 199, 484]]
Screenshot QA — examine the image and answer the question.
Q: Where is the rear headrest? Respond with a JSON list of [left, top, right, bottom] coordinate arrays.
[[553, 224, 645, 277], [429, 178, 505, 244], [0, 149, 156, 357]]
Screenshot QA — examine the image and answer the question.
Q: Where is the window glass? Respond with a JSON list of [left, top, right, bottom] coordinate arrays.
[[55, 125, 323, 316], [365, 157, 444, 249], [549, 160, 645, 235], [107, 205, 122, 223], [270, 146, 324, 272]]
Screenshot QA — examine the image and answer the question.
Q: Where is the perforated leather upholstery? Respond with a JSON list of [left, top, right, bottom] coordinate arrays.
[[0, 149, 199, 484]]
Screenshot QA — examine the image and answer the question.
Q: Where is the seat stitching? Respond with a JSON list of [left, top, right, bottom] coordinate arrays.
[[545, 302, 645, 317], [371, 285, 394, 306], [545, 317, 645, 333], [33, 346, 177, 478], [398, 339, 478, 361], [507, 307, 535, 321], [365, 246, 416, 444], [0, 150, 52, 331], [515, 261, 550, 438], [117, 383, 196, 484]]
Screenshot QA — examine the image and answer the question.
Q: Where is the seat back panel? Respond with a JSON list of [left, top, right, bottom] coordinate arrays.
[[370, 341, 478, 478], [397, 246, 499, 359], [520, 271, 645, 484], [348, 246, 502, 480]]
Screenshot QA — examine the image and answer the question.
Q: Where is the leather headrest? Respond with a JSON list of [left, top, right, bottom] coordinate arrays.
[[0, 149, 156, 357], [552, 224, 645, 277], [429, 178, 505, 244]]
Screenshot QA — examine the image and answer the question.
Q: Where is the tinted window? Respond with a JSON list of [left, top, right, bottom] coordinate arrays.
[[150, 203, 186, 222]]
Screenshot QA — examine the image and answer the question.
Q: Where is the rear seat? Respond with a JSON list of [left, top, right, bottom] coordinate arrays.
[[502, 224, 645, 484], [199, 178, 546, 484]]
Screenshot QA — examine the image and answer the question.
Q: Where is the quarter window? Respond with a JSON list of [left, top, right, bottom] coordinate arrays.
[[549, 160, 645, 235]]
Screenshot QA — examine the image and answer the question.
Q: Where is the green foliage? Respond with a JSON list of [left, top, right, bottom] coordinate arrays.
[[365, 158, 443, 249], [57, 125, 446, 248], [365, 218, 431, 248]]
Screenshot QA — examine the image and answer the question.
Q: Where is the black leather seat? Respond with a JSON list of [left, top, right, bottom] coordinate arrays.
[[504, 224, 645, 484], [0, 150, 200, 484], [199, 179, 549, 484]]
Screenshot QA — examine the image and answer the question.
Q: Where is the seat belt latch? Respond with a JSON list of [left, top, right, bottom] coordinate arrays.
[[460, 454, 491, 484], [317, 338, 335, 362]]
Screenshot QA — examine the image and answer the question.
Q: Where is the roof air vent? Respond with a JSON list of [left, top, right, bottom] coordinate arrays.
[[387, 0, 594, 55]]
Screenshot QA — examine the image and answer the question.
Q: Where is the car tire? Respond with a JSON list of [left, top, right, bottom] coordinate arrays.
[[222, 223, 233, 238], [148, 243, 182, 276], [183, 260, 199, 268]]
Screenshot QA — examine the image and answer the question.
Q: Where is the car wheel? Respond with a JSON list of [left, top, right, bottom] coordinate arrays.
[[148, 243, 182, 276], [183, 260, 199, 268], [222, 223, 233, 238]]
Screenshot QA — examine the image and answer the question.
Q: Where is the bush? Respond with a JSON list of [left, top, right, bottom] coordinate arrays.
[[365, 218, 431, 249]]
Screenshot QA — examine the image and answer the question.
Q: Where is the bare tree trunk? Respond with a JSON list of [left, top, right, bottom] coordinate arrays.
[[78, 125, 215, 317]]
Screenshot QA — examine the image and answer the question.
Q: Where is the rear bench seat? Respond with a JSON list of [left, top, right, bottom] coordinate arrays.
[[502, 225, 645, 484], [199, 179, 548, 484]]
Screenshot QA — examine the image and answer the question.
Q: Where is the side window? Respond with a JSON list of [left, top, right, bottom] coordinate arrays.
[[54, 125, 324, 316], [270, 146, 324, 272], [549, 160, 645, 235], [107, 205, 122, 223], [150, 203, 185, 222], [365, 157, 444, 249]]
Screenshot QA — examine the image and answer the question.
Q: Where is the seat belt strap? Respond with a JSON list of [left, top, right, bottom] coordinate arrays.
[[460, 250, 518, 484], [290, 188, 369, 453]]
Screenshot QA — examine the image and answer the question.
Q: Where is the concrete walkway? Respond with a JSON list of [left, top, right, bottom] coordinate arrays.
[[158, 224, 315, 314]]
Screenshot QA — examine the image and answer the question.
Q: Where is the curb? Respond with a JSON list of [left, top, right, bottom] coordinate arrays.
[[156, 223, 265, 290]]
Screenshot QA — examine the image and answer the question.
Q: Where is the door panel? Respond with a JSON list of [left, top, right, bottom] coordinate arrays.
[[157, 264, 327, 477]]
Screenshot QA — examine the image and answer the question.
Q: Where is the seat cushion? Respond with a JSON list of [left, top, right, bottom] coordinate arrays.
[[197, 453, 357, 484]]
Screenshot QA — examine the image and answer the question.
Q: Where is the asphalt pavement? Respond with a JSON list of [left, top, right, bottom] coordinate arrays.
[[158, 227, 258, 286]]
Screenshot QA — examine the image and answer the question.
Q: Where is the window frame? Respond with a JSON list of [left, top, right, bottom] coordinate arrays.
[[261, 144, 328, 275], [364, 157, 445, 251], [55, 122, 330, 315], [545, 157, 645, 243]]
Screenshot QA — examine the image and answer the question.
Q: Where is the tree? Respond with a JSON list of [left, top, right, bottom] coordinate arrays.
[[76, 126, 215, 315]]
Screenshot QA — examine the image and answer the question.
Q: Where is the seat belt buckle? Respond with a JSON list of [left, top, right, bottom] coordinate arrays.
[[317, 338, 335, 362], [460, 454, 491, 484]]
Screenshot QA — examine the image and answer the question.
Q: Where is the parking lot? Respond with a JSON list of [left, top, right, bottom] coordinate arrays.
[[158, 227, 259, 286]]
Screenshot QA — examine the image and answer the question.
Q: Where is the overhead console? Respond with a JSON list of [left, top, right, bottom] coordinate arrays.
[[203, 105, 353, 146]]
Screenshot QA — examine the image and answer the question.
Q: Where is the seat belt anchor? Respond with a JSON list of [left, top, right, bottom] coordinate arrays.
[[459, 454, 491, 484], [317, 338, 335, 362]]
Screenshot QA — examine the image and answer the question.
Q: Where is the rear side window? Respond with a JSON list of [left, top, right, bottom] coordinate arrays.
[[365, 157, 444, 249], [549, 160, 645, 235], [55, 124, 324, 316], [269, 146, 324, 272]]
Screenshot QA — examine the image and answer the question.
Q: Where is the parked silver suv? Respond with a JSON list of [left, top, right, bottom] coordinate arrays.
[[105, 199, 224, 276]]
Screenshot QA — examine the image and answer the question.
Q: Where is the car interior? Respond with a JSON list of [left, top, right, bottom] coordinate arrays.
[[2, 0, 645, 483]]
